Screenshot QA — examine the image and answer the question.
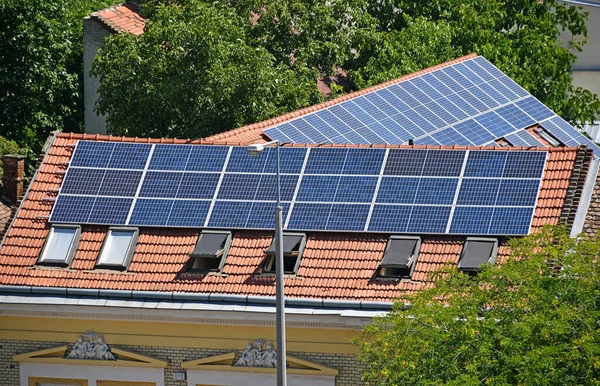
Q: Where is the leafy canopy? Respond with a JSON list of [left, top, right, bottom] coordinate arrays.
[[357, 225, 600, 385], [0, 0, 119, 153], [92, 1, 323, 138], [93, 0, 600, 138]]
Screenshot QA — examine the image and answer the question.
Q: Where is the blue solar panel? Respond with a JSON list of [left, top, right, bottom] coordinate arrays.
[[108, 143, 151, 170], [327, 204, 370, 231], [414, 178, 458, 205], [98, 170, 142, 197], [287, 203, 330, 230], [367, 205, 412, 232], [70, 142, 114, 168], [430, 128, 473, 146], [167, 200, 211, 227], [51, 195, 96, 223], [139, 172, 183, 198], [334, 176, 378, 202], [408, 206, 452, 233], [177, 173, 221, 199], [504, 131, 544, 148], [87, 197, 132, 224], [129, 199, 172, 226], [376, 177, 419, 204], [148, 145, 191, 171], [260, 56, 599, 158], [497, 179, 540, 206], [457, 179, 500, 206], [53, 143, 548, 235], [61, 168, 105, 195], [489, 207, 534, 234], [449, 206, 493, 234]]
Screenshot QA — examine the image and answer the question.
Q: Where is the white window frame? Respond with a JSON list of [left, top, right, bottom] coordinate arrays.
[[96, 227, 139, 270], [37, 225, 81, 267]]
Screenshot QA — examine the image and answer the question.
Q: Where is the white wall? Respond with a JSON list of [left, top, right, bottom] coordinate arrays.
[[186, 370, 335, 386], [83, 17, 111, 135], [20, 362, 164, 386]]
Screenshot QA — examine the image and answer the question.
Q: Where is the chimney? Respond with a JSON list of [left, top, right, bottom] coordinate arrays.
[[2, 155, 26, 206]]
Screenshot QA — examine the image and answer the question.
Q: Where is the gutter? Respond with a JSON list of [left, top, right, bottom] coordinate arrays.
[[0, 285, 394, 312]]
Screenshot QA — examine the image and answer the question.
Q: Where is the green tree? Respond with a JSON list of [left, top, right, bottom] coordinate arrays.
[[0, 0, 118, 153], [350, 0, 600, 125], [92, 1, 322, 138], [357, 225, 600, 385]]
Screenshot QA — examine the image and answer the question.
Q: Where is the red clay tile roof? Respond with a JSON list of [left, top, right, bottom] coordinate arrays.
[[90, 3, 145, 36], [0, 134, 582, 302], [203, 54, 478, 144]]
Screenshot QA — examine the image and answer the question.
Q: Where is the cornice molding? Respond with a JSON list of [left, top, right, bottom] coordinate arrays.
[[0, 309, 364, 331]]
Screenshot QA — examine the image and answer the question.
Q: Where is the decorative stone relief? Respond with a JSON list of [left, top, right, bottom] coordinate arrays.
[[65, 331, 116, 360], [235, 339, 277, 368]]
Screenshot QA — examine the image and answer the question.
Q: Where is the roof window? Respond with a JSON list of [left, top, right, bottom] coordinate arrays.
[[264, 233, 306, 274], [458, 238, 498, 273], [38, 225, 81, 266], [533, 128, 561, 147], [378, 236, 421, 278], [188, 230, 232, 272], [96, 227, 139, 270]]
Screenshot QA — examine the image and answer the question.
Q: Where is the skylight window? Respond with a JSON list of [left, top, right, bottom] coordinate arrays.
[[264, 233, 306, 274], [458, 238, 498, 272], [38, 225, 81, 266], [378, 236, 421, 278], [533, 128, 561, 147], [188, 230, 232, 272], [96, 227, 138, 270]]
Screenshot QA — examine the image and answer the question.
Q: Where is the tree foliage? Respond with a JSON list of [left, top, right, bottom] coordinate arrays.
[[93, 0, 600, 137], [357, 225, 600, 385], [0, 0, 118, 153], [92, 1, 323, 138]]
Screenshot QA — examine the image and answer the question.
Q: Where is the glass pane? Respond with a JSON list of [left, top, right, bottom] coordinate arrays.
[[98, 230, 135, 266], [40, 227, 77, 263]]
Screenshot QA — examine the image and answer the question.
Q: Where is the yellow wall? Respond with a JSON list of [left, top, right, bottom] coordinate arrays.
[[0, 316, 359, 355]]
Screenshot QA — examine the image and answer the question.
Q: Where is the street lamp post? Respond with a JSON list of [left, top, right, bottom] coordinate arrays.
[[246, 140, 287, 386]]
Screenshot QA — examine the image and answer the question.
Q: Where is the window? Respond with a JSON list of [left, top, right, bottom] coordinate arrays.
[[378, 236, 421, 278], [96, 227, 139, 270], [188, 231, 232, 272], [533, 127, 561, 147], [263, 233, 306, 274], [458, 238, 498, 272], [38, 225, 81, 266]]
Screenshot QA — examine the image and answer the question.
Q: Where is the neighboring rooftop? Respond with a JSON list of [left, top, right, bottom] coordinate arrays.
[[89, 2, 145, 35]]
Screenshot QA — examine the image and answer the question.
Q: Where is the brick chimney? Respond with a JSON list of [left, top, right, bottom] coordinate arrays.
[[2, 155, 26, 206]]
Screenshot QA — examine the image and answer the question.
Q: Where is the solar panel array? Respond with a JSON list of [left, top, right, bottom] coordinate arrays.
[[263, 56, 600, 157], [50, 142, 547, 235]]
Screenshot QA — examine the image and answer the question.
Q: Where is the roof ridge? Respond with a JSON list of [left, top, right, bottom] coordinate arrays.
[[55, 132, 582, 153], [203, 54, 478, 142]]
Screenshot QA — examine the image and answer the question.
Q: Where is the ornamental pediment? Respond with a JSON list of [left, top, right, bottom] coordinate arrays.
[[12, 332, 167, 368], [181, 339, 338, 376]]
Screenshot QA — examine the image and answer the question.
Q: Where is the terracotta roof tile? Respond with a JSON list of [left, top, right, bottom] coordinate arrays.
[[90, 3, 145, 36], [0, 134, 586, 302]]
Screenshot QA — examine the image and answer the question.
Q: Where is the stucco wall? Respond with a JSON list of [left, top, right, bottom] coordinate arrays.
[[83, 17, 111, 135]]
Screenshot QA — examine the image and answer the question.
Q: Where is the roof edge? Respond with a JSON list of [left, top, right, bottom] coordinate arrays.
[[204, 54, 479, 142], [54, 132, 582, 153], [0, 285, 394, 311]]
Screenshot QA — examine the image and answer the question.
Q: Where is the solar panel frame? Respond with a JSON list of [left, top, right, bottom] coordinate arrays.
[[51, 143, 548, 236]]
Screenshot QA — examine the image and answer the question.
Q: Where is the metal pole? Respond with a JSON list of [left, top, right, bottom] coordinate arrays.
[[274, 141, 287, 386]]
